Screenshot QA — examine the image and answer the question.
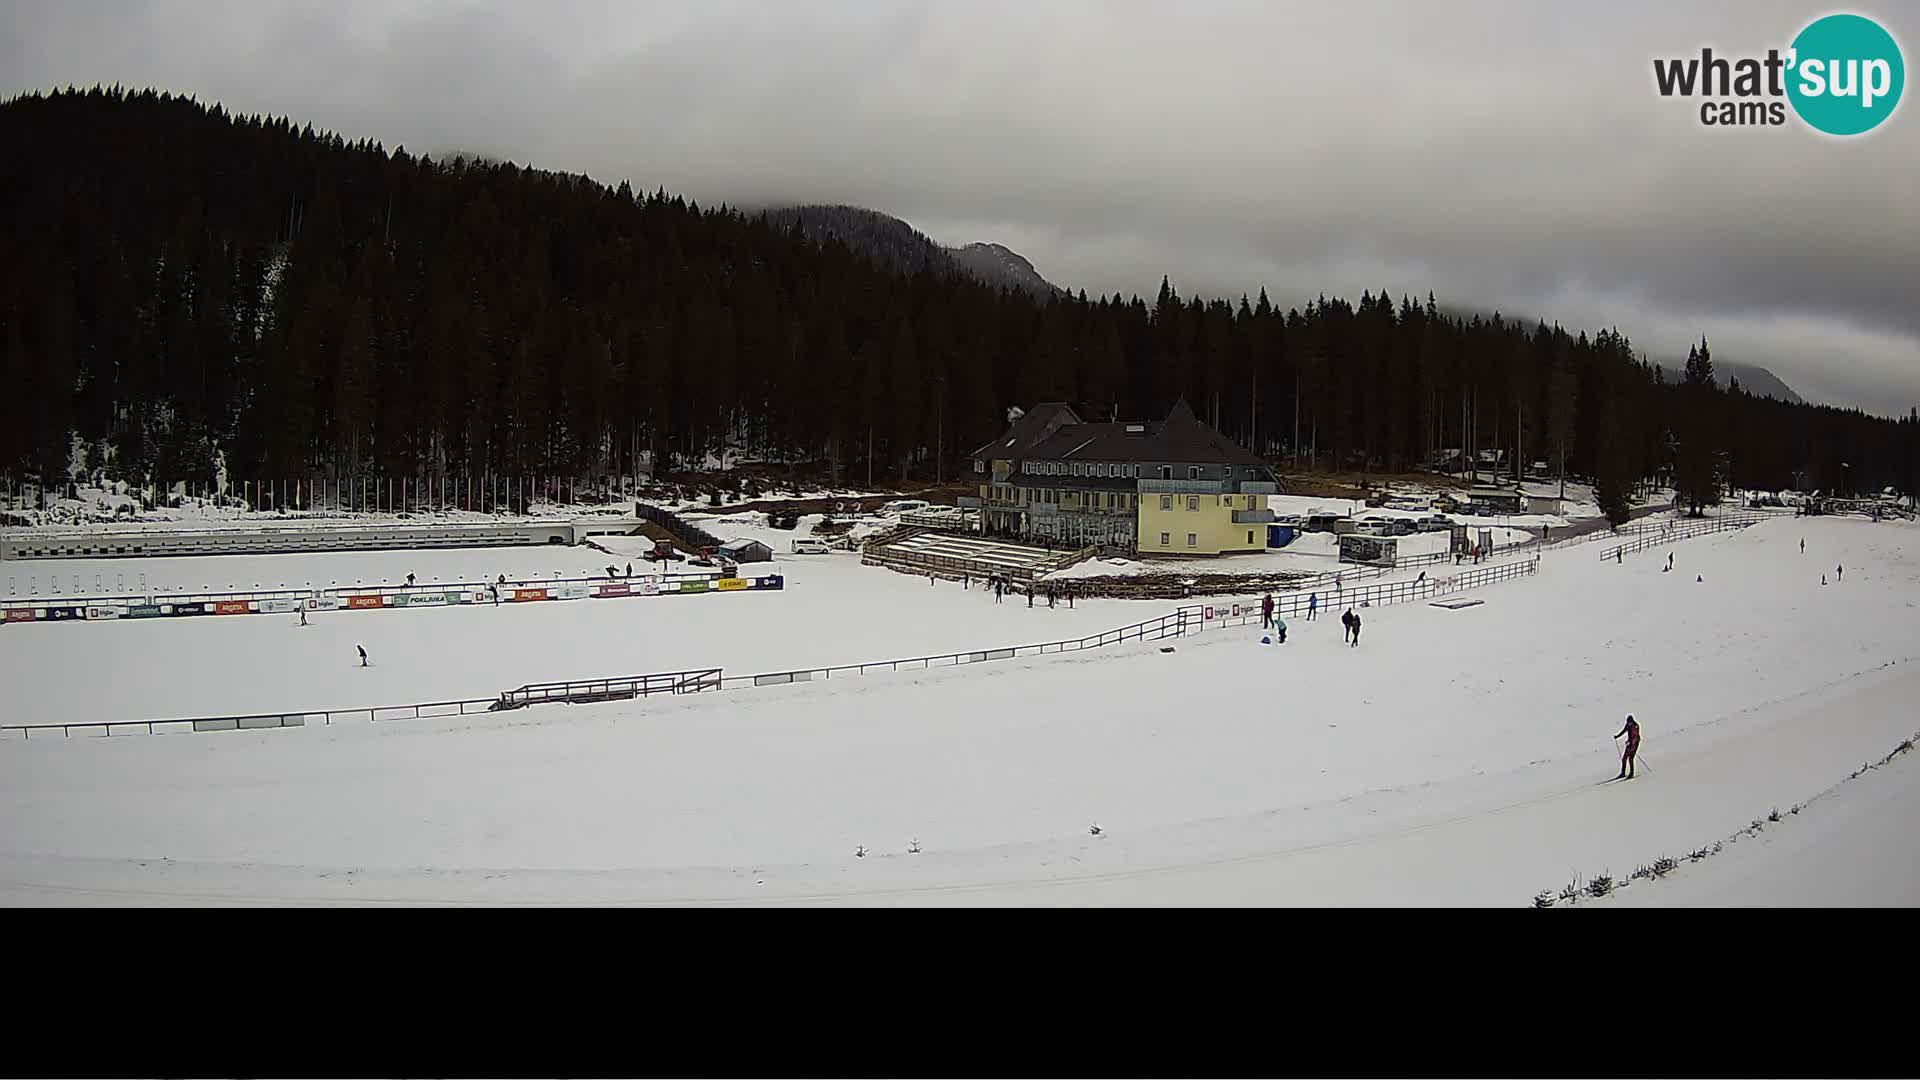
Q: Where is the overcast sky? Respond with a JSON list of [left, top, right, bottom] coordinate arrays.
[[5, 0, 1917, 414]]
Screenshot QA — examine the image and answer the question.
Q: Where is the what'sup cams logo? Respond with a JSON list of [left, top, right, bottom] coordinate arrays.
[[1654, 12, 1904, 134]]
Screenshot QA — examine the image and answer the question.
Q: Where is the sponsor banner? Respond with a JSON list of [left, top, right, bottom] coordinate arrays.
[[3, 608, 35, 622], [716, 577, 748, 592], [45, 606, 84, 620], [678, 580, 709, 594], [306, 596, 343, 611], [257, 598, 303, 614], [214, 600, 252, 615], [1230, 603, 1242, 617], [466, 590, 491, 605], [554, 584, 591, 600], [127, 604, 166, 619], [394, 592, 450, 608], [595, 582, 632, 598], [637, 581, 661, 596], [751, 574, 784, 590], [346, 595, 386, 610], [171, 602, 209, 617], [1203, 606, 1217, 621], [512, 588, 549, 602], [84, 606, 125, 620]]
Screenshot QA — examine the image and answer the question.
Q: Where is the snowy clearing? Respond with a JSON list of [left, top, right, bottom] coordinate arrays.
[[2, 514, 1916, 904]]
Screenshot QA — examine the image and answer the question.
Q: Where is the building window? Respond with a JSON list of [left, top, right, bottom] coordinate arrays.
[[1160, 531, 1171, 546], [1188, 466, 1200, 480], [1159, 466, 1171, 480], [1187, 533, 1198, 547], [1247, 531, 1255, 545], [1160, 495, 1172, 511], [1187, 496, 1199, 511]]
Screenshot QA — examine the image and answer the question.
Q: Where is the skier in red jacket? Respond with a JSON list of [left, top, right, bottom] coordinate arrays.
[[1614, 715, 1641, 779]]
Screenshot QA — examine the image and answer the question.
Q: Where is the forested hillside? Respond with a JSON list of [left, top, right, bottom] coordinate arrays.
[[2, 87, 1913, 507]]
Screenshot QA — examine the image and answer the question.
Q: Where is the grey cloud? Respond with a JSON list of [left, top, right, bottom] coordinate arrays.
[[4, 0, 1916, 413]]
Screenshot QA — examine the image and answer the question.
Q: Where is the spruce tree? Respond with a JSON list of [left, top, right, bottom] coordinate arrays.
[[1673, 338, 1723, 516]]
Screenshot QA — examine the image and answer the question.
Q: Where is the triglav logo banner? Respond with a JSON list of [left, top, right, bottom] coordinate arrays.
[[1654, 12, 1904, 134]]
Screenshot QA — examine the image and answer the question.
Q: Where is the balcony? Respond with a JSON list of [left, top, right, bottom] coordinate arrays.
[[1137, 478, 1229, 494], [1232, 508, 1276, 524], [1240, 481, 1280, 495]]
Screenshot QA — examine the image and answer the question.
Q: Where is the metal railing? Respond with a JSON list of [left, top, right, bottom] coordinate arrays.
[[716, 610, 1193, 689], [2, 696, 501, 740], [1597, 513, 1767, 561], [1188, 557, 1540, 628], [496, 668, 724, 708]]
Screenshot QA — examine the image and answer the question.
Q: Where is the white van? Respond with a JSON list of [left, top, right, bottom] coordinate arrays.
[[791, 537, 830, 555], [881, 499, 930, 515]]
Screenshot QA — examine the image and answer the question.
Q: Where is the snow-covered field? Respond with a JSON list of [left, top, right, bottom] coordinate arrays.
[[2, 512, 1917, 905]]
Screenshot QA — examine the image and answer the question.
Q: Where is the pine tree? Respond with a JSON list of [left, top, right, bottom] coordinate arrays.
[[1673, 338, 1723, 515]]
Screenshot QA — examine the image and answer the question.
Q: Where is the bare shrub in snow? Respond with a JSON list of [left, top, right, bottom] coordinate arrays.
[[1586, 873, 1614, 899]]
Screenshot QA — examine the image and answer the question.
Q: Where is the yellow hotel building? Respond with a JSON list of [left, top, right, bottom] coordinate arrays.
[[971, 400, 1279, 556]]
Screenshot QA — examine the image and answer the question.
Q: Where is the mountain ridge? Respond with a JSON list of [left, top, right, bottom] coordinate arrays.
[[760, 204, 1063, 299]]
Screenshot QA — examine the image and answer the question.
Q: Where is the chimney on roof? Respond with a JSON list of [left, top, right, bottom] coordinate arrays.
[[1006, 404, 1026, 424]]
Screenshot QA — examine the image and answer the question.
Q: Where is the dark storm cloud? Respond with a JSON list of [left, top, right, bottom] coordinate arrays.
[[4, 0, 1916, 413]]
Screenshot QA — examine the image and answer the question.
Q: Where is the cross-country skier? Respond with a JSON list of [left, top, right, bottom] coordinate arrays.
[[406, 573, 416, 587], [1614, 715, 1641, 779], [298, 608, 308, 626], [1837, 564, 1843, 581], [357, 644, 369, 668], [1800, 538, 1804, 554], [1261, 593, 1274, 629]]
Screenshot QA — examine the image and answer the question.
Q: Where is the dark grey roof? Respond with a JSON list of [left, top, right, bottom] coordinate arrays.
[[971, 402, 1081, 458], [1020, 398, 1268, 467]]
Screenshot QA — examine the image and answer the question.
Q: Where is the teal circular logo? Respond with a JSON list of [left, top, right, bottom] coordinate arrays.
[[1787, 14, 1904, 135]]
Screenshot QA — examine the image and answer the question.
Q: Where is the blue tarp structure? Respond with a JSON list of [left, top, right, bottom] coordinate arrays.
[[1267, 525, 1298, 548]]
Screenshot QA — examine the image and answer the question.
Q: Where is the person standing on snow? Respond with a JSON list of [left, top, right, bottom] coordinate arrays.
[[298, 607, 308, 627], [1307, 592, 1319, 620], [1261, 593, 1275, 629], [1837, 564, 1843, 582], [1349, 610, 1362, 647], [1614, 715, 1641, 779], [1341, 608, 1355, 644], [1273, 615, 1288, 645], [1799, 538, 1804, 554]]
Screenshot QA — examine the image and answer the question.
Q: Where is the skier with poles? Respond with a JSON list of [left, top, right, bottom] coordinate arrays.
[[1613, 715, 1641, 780], [357, 644, 369, 668]]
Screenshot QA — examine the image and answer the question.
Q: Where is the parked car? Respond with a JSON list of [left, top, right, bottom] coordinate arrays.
[[881, 499, 930, 515], [791, 537, 830, 555]]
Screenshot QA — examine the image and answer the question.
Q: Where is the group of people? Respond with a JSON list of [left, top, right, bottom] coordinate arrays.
[[1258, 591, 1361, 647], [972, 574, 1077, 609]]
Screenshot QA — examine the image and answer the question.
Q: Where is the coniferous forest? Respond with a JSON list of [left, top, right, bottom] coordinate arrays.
[[3, 88, 1916, 512]]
